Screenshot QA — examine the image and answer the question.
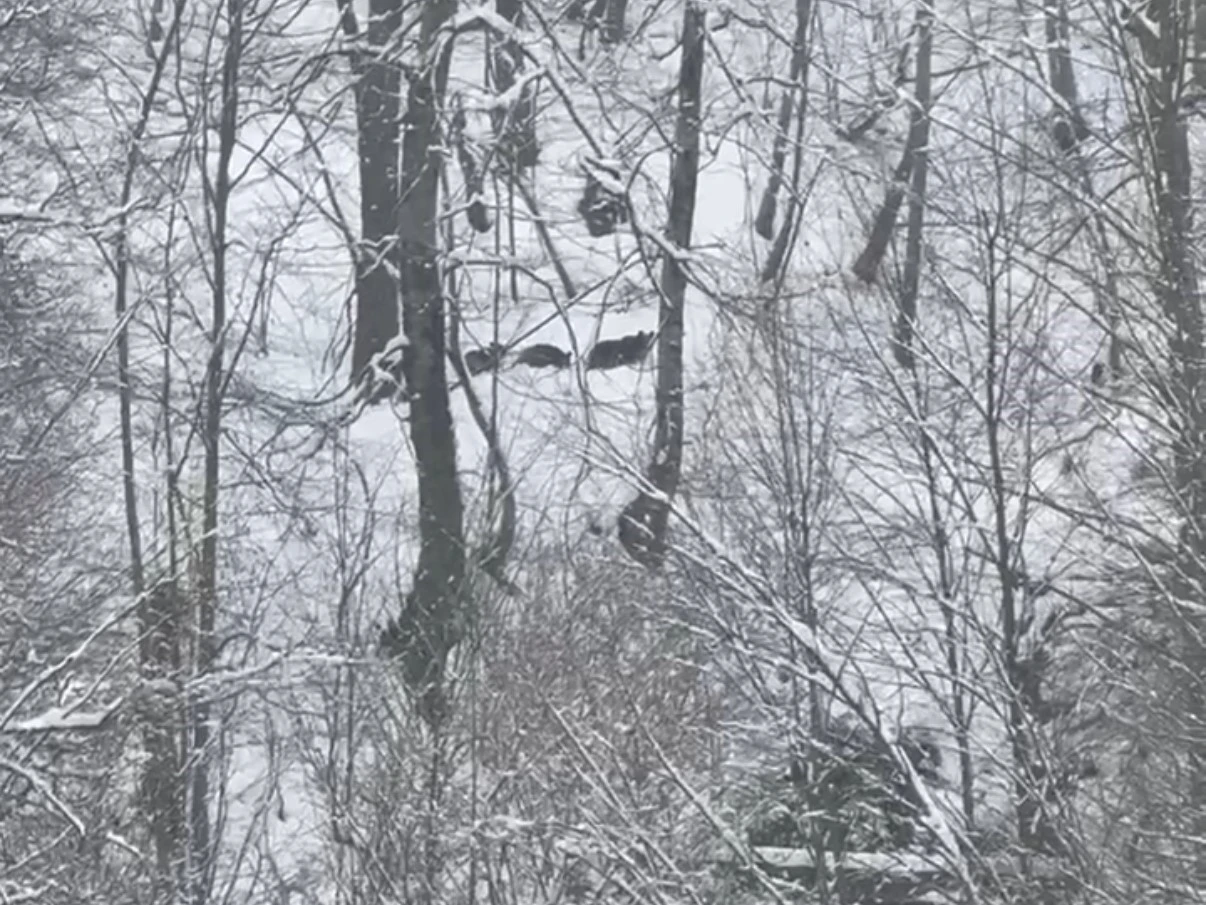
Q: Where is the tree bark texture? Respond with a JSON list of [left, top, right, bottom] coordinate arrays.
[[753, 0, 812, 245], [190, 3, 243, 901], [1196, 0, 1206, 88], [850, 147, 912, 284], [1045, 0, 1090, 152], [1140, 0, 1206, 881], [893, 0, 933, 371], [759, 0, 814, 285], [618, 0, 704, 568], [113, 3, 186, 897], [851, 1, 931, 290], [392, 0, 467, 727], [140, 581, 184, 901], [344, 0, 403, 381]]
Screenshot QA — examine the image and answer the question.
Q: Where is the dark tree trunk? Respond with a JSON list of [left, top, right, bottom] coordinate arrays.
[[982, 223, 1041, 858], [851, 5, 932, 287], [140, 582, 184, 900], [113, 4, 186, 899], [1197, 0, 1206, 88], [600, 0, 627, 44], [388, 0, 466, 728], [753, 91, 792, 242], [758, 0, 814, 286], [850, 147, 912, 284], [343, 0, 403, 381], [893, 0, 932, 371], [753, 0, 812, 245], [618, 0, 704, 568], [1045, 0, 1090, 152], [190, 3, 243, 901], [1139, 0, 1206, 880]]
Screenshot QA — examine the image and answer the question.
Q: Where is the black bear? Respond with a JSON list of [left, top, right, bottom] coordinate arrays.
[[464, 343, 506, 376], [515, 343, 571, 370], [585, 331, 654, 370]]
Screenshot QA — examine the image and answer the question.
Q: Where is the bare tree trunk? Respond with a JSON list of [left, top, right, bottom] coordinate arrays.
[[341, 0, 403, 382], [850, 147, 913, 284], [141, 582, 185, 899], [600, 0, 627, 44], [1024, 0, 1121, 370], [920, 443, 976, 831], [759, 0, 815, 286], [188, 3, 243, 901], [753, 0, 812, 245], [1045, 0, 1090, 152], [851, 4, 933, 286], [618, 0, 704, 568], [112, 3, 185, 898], [1075, 166, 1124, 375], [1139, 0, 1206, 881], [982, 254, 1041, 858], [893, 0, 933, 371], [1196, 0, 1206, 88], [378, 0, 467, 730]]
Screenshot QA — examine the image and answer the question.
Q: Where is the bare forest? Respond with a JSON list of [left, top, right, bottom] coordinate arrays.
[[4, 0, 1206, 903]]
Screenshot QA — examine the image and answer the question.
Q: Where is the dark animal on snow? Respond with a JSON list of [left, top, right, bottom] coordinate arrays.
[[464, 343, 506, 376], [515, 343, 571, 370], [466, 198, 492, 234], [586, 331, 654, 371], [577, 164, 628, 238]]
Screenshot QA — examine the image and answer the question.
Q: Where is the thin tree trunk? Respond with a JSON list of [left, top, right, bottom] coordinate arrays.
[[341, 0, 403, 382], [753, 0, 812, 244], [851, 4, 932, 287], [388, 0, 466, 728], [850, 147, 913, 284], [1195, 0, 1206, 88], [1021, 0, 1120, 370], [759, 0, 814, 285], [618, 0, 704, 568], [754, 93, 794, 241], [1140, 0, 1206, 881], [142, 582, 184, 897], [893, 0, 933, 371], [145, 196, 188, 904], [919, 438, 976, 830], [1045, 0, 1090, 152], [601, 0, 627, 44], [112, 3, 184, 898], [983, 259, 1038, 857], [190, 3, 243, 901]]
